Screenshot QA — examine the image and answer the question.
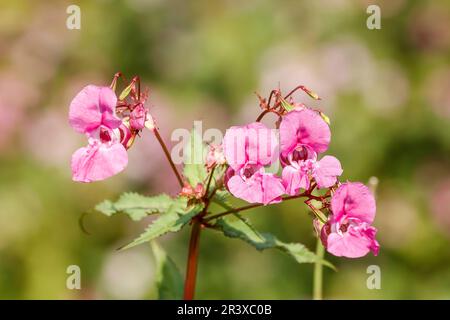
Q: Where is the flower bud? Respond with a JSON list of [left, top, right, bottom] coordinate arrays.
[[118, 119, 136, 149], [206, 144, 226, 170], [180, 184, 194, 197], [130, 103, 147, 130], [194, 183, 205, 199]]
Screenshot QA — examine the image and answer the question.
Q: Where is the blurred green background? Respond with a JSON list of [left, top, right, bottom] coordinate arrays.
[[1, 0, 450, 299]]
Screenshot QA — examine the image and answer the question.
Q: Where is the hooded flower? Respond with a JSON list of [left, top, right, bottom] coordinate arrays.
[[279, 109, 342, 194], [223, 122, 278, 171], [320, 182, 379, 258], [69, 85, 121, 133], [69, 85, 128, 182], [223, 122, 284, 204]]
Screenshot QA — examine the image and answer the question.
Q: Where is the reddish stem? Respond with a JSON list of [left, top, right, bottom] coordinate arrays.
[[256, 109, 270, 122], [183, 220, 202, 300], [152, 128, 184, 187], [204, 188, 326, 222]]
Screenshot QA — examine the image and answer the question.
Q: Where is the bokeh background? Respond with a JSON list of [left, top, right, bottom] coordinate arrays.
[[1, 0, 450, 299]]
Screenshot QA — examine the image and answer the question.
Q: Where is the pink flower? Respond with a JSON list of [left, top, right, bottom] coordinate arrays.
[[226, 166, 285, 205], [320, 182, 379, 258], [223, 122, 278, 171], [280, 109, 330, 158], [69, 85, 128, 182], [279, 109, 342, 194], [69, 85, 121, 134], [130, 103, 147, 130], [71, 129, 128, 183], [223, 123, 284, 204]]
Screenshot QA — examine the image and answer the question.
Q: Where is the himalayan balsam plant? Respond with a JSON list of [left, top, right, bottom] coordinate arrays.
[[69, 73, 379, 300]]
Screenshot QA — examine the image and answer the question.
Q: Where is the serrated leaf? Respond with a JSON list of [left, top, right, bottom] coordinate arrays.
[[214, 216, 334, 269], [95, 200, 116, 216], [151, 241, 183, 300], [120, 198, 204, 250], [183, 128, 207, 186], [95, 193, 174, 221], [211, 189, 233, 210]]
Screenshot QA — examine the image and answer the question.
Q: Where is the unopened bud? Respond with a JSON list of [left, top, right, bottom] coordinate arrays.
[[130, 103, 148, 130], [194, 183, 205, 199], [180, 184, 194, 197], [206, 144, 226, 170], [118, 118, 136, 149]]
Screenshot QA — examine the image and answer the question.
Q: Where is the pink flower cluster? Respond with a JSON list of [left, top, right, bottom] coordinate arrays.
[[222, 108, 342, 204], [69, 76, 150, 182], [222, 102, 378, 258], [68, 78, 379, 259]]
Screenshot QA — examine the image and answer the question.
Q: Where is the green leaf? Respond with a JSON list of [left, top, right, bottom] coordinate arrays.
[[151, 241, 183, 300], [120, 198, 204, 250], [214, 216, 334, 269], [211, 189, 233, 210], [183, 128, 207, 186], [95, 193, 174, 221], [95, 200, 116, 216]]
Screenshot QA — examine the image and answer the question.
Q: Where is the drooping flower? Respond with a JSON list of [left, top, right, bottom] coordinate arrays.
[[320, 182, 379, 258], [69, 85, 128, 182], [223, 122, 284, 204], [279, 109, 342, 194]]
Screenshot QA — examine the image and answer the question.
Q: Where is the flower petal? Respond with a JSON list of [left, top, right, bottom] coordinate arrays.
[[246, 122, 278, 167], [227, 173, 263, 204], [280, 109, 330, 157], [325, 224, 379, 258], [71, 141, 128, 182], [227, 169, 284, 205], [69, 85, 120, 134], [331, 182, 376, 224], [223, 125, 248, 171], [282, 165, 309, 195], [261, 173, 285, 205], [313, 155, 343, 189]]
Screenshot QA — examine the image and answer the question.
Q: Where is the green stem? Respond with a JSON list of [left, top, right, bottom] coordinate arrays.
[[313, 239, 325, 300]]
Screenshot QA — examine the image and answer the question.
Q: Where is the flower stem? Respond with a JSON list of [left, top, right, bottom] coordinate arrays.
[[256, 109, 270, 122], [183, 220, 202, 300], [313, 239, 325, 300], [204, 192, 323, 222], [152, 128, 184, 187]]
